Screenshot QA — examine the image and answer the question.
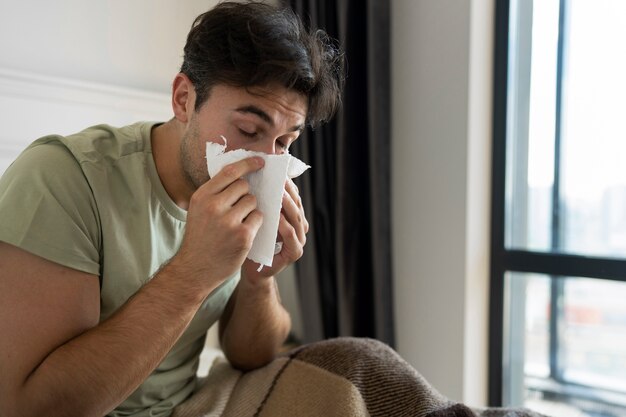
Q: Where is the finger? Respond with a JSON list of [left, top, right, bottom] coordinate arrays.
[[243, 209, 264, 232], [229, 194, 258, 223], [277, 213, 304, 260], [281, 191, 306, 244], [207, 157, 264, 193], [284, 179, 302, 208], [189, 178, 251, 219], [284, 179, 308, 233], [220, 178, 251, 207]]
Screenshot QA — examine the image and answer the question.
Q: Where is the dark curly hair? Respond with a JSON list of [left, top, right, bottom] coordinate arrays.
[[180, 1, 345, 127]]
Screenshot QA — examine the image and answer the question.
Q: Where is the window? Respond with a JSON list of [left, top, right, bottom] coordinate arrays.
[[491, 0, 626, 416]]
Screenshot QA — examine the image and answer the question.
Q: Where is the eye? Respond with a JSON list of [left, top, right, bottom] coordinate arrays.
[[238, 128, 258, 138]]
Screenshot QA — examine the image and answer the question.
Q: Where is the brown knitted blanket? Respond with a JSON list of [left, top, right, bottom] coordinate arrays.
[[172, 337, 548, 417]]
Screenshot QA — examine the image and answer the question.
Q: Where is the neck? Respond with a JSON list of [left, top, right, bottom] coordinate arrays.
[[151, 120, 195, 210]]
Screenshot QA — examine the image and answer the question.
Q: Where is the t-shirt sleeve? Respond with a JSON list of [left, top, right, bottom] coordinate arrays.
[[0, 140, 101, 275]]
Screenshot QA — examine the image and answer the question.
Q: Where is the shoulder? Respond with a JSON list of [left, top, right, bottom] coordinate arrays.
[[3, 137, 84, 187], [59, 122, 157, 165], [6, 121, 150, 172], [0, 136, 103, 276], [3, 121, 158, 184]]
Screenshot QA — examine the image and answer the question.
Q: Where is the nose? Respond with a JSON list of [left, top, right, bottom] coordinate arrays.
[[252, 138, 280, 155]]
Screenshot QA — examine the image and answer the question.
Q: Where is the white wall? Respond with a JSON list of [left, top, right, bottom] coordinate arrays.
[[0, 0, 218, 200], [0, 0, 216, 93], [392, 0, 494, 406]]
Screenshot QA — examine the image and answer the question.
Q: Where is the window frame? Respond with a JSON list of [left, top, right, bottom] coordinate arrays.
[[489, 0, 626, 408]]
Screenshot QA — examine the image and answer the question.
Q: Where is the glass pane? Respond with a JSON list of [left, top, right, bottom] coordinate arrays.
[[506, 0, 559, 252], [504, 273, 626, 417], [562, 278, 626, 391], [560, 0, 626, 257], [525, 275, 550, 378], [504, 272, 551, 408], [505, 0, 626, 258]]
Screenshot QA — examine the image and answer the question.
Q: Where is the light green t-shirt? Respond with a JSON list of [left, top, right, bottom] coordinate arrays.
[[0, 122, 238, 417]]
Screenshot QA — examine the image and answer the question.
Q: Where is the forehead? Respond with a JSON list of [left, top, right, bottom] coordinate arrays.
[[204, 83, 308, 124]]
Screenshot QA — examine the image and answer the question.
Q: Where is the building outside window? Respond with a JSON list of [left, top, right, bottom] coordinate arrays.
[[491, 0, 626, 416]]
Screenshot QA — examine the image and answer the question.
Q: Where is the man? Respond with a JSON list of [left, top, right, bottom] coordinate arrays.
[[0, 2, 548, 417], [0, 2, 342, 416]]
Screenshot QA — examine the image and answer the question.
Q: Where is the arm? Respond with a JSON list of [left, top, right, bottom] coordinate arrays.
[[218, 276, 292, 371], [219, 179, 308, 370], [0, 157, 265, 417], [0, 243, 212, 417]]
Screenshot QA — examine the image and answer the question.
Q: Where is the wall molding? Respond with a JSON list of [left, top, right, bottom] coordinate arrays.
[[0, 67, 172, 173], [0, 67, 171, 115]]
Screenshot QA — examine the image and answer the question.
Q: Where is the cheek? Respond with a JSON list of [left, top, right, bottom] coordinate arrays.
[[222, 129, 247, 151], [180, 132, 198, 168], [180, 130, 209, 181]]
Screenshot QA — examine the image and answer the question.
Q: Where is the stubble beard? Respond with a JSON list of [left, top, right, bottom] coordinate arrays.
[[179, 125, 210, 191]]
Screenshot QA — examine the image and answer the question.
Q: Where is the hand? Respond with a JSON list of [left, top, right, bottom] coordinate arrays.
[[172, 156, 265, 289], [243, 179, 309, 281]]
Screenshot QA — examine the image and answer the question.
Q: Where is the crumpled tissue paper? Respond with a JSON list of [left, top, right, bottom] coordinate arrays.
[[206, 137, 310, 270]]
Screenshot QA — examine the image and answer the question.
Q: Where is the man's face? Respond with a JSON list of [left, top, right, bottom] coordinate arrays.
[[180, 83, 307, 189]]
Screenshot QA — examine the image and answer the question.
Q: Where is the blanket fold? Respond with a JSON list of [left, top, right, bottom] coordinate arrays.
[[173, 338, 548, 417]]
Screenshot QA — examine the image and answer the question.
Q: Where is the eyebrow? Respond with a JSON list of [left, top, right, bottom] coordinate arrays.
[[235, 105, 304, 133]]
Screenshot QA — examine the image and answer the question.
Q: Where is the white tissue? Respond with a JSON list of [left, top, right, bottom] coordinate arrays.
[[206, 139, 310, 269]]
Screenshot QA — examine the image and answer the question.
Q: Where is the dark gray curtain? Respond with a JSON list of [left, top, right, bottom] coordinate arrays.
[[287, 0, 394, 347]]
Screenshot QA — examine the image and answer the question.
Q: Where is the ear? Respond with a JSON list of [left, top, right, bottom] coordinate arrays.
[[172, 73, 195, 123]]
